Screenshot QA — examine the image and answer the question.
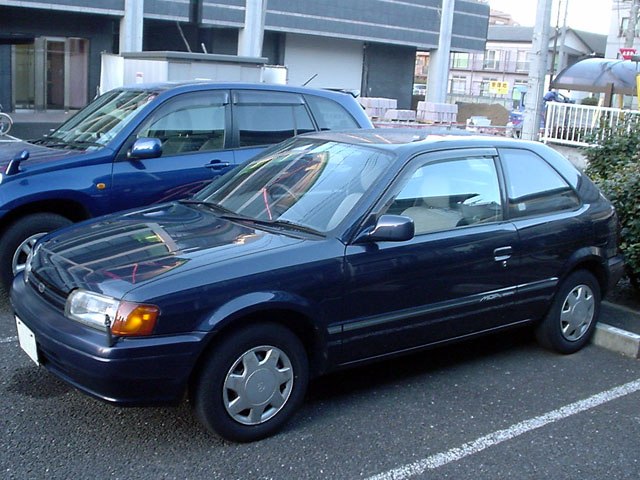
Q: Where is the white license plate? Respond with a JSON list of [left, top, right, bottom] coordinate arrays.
[[15, 316, 39, 366]]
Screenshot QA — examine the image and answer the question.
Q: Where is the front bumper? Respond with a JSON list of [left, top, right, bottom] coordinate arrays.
[[10, 275, 207, 406]]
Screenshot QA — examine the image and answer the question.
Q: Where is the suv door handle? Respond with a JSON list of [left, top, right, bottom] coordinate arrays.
[[205, 159, 230, 170], [493, 246, 513, 262]]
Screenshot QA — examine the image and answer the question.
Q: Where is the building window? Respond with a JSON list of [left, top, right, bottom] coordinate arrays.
[[483, 50, 500, 70], [480, 78, 498, 96], [515, 51, 530, 72], [449, 76, 467, 94], [415, 54, 429, 76], [620, 17, 640, 37], [451, 53, 470, 69]]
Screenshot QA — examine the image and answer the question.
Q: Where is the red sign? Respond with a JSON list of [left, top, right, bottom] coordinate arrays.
[[620, 48, 637, 60]]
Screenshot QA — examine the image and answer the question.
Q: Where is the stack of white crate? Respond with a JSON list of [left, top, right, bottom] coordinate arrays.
[[417, 102, 458, 124], [383, 109, 417, 121], [358, 97, 397, 119]]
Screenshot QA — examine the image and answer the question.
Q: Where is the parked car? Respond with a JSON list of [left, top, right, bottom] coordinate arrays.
[[0, 82, 372, 290], [12, 130, 624, 442]]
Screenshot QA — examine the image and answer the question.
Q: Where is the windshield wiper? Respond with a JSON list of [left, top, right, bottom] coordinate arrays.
[[179, 199, 238, 216], [264, 219, 324, 236], [32, 137, 102, 150], [179, 199, 323, 236]]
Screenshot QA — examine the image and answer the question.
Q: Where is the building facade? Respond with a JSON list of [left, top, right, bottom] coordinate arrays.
[[0, 0, 490, 112], [605, 0, 640, 58]]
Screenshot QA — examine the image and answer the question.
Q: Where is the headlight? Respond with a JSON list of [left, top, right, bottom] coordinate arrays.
[[65, 289, 159, 336]]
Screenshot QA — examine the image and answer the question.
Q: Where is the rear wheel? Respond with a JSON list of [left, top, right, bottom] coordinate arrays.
[[192, 323, 308, 442], [0, 213, 72, 291], [535, 270, 600, 354]]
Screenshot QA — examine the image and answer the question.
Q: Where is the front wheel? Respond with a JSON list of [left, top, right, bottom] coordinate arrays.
[[535, 270, 601, 354], [192, 323, 309, 442], [0, 213, 72, 291]]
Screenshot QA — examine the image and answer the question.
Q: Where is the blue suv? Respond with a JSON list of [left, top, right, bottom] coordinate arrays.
[[0, 82, 372, 289]]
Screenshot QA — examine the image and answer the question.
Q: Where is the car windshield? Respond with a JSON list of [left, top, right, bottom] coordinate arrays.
[[36, 89, 158, 149], [193, 138, 394, 233]]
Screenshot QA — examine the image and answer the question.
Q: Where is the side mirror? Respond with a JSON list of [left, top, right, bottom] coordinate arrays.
[[128, 138, 162, 160], [354, 215, 415, 243]]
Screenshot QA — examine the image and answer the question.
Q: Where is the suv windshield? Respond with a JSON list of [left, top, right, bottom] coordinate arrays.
[[193, 138, 394, 233], [38, 89, 158, 149]]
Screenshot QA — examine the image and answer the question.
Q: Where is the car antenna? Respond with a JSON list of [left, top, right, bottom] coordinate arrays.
[[302, 74, 318, 86]]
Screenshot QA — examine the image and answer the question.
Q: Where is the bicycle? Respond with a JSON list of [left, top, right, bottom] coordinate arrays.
[[0, 104, 13, 136]]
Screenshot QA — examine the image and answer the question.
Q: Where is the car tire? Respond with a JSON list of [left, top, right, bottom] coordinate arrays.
[[192, 323, 309, 442], [0, 213, 72, 291], [535, 270, 600, 354]]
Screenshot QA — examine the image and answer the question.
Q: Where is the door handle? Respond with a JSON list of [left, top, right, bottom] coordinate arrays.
[[493, 246, 513, 262], [205, 159, 230, 170]]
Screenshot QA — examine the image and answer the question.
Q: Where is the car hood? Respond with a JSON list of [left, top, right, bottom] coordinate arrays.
[[0, 139, 85, 171], [30, 202, 305, 296]]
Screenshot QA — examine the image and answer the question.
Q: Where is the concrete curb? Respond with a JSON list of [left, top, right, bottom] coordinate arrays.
[[593, 323, 640, 358]]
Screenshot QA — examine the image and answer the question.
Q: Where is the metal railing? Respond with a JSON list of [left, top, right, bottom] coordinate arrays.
[[542, 102, 640, 147]]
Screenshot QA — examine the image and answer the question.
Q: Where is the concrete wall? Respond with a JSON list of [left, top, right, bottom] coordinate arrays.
[[283, 34, 363, 90]]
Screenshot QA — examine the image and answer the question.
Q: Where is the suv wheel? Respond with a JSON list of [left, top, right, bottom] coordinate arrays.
[[0, 213, 72, 291], [192, 323, 308, 442], [535, 270, 600, 354]]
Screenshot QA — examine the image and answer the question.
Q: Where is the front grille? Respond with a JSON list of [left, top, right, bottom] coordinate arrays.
[[26, 271, 67, 311]]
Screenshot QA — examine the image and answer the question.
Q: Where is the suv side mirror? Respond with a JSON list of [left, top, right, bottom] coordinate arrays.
[[128, 138, 162, 160], [354, 215, 415, 243]]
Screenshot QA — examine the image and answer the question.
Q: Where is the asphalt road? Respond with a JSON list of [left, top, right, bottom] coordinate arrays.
[[1, 288, 640, 480]]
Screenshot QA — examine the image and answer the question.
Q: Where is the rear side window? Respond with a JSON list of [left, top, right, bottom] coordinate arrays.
[[305, 94, 360, 130], [233, 90, 315, 147], [500, 148, 580, 218]]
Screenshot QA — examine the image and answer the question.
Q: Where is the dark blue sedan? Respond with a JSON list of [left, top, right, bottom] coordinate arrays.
[[11, 130, 624, 442]]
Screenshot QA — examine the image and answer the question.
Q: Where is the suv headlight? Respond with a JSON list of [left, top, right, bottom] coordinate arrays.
[[65, 289, 159, 336]]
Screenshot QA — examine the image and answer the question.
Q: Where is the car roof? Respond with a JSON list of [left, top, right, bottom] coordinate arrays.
[[302, 128, 546, 155], [117, 81, 358, 99]]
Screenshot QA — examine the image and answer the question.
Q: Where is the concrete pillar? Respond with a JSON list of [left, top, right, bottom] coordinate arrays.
[[120, 0, 144, 53], [427, 0, 455, 104], [522, 0, 552, 141], [238, 0, 268, 57]]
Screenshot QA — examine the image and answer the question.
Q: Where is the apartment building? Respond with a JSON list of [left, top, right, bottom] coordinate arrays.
[[606, 0, 640, 58], [444, 25, 606, 104]]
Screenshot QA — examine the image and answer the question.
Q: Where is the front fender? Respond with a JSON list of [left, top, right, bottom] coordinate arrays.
[[198, 290, 318, 332]]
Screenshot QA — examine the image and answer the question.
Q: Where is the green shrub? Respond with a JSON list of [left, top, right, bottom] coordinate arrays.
[[584, 121, 640, 180], [584, 122, 640, 287], [581, 96, 599, 106], [596, 163, 640, 286]]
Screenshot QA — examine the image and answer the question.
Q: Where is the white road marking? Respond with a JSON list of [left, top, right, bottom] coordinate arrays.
[[0, 336, 18, 344], [366, 378, 640, 480]]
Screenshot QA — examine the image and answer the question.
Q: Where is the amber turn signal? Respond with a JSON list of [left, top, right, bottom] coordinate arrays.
[[111, 301, 160, 336]]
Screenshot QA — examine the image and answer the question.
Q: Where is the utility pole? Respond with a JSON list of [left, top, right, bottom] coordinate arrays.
[[426, 0, 455, 104], [521, 0, 553, 141], [625, 0, 640, 48]]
